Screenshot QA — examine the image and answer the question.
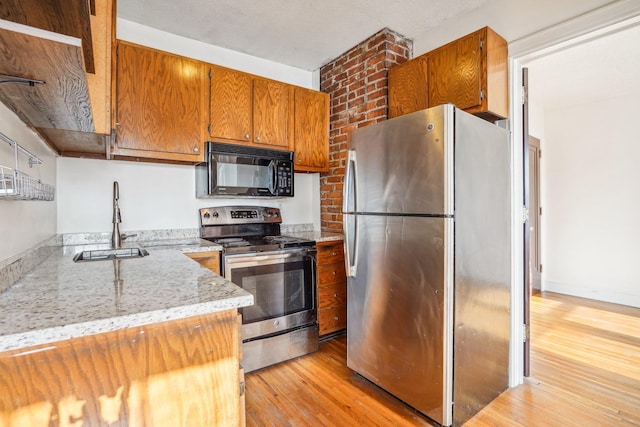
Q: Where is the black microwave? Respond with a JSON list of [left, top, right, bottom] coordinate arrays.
[[196, 142, 294, 198]]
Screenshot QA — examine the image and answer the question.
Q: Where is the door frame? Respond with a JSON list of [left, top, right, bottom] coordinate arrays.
[[507, 1, 640, 387]]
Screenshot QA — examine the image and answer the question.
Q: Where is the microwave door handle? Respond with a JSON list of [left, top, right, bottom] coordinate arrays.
[[268, 160, 277, 195], [208, 154, 217, 194]]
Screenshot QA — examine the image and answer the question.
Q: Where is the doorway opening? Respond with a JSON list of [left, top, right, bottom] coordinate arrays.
[[508, 2, 640, 385]]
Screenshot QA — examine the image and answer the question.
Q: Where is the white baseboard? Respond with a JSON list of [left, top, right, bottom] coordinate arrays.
[[542, 280, 640, 308]]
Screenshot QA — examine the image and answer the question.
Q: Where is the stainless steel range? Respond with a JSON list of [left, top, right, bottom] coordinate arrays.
[[199, 206, 318, 372]]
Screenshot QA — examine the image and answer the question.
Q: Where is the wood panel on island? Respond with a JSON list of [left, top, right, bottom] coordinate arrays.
[[0, 310, 244, 426], [316, 240, 347, 336], [389, 26, 508, 122]]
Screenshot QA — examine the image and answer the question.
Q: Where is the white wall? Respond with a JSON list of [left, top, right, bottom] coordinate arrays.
[[412, 0, 614, 55], [57, 157, 318, 233], [0, 103, 57, 262], [55, 20, 320, 235], [541, 93, 640, 307]]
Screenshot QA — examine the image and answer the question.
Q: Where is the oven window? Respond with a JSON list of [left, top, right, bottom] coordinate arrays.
[[232, 260, 313, 324]]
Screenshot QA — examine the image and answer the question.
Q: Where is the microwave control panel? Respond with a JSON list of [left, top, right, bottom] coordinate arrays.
[[277, 161, 293, 196]]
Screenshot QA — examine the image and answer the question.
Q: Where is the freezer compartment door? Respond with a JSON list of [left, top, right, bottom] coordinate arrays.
[[345, 105, 454, 215], [347, 215, 454, 426]]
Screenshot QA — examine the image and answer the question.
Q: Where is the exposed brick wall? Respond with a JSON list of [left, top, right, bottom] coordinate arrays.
[[319, 28, 412, 232]]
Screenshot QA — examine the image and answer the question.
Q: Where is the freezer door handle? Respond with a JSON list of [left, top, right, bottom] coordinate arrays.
[[343, 150, 357, 214], [343, 149, 358, 277]]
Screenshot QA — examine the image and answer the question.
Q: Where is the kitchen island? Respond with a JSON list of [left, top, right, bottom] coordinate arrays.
[[0, 240, 252, 427]]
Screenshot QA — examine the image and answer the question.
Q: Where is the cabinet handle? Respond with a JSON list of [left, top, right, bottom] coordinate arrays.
[[255, 136, 261, 142], [332, 251, 337, 256], [194, 147, 199, 153], [244, 133, 250, 140], [334, 293, 338, 297], [332, 271, 336, 275]]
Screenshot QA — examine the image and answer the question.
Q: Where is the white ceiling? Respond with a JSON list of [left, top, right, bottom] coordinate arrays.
[[118, 0, 488, 71], [118, 1, 639, 112]]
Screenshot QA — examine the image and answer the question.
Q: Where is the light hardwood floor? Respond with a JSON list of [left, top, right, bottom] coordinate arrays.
[[245, 292, 640, 426]]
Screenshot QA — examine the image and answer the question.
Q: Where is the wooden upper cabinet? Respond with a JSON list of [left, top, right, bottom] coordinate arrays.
[[209, 65, 252, 143], [428, 31, 483, 112], [388, 56, 428, 119], [209, 66, 293, 150], [294, 87, 329, 172], [388, 26, 508, 122], [0, 0, 113, 157], [252, 77, 292, 149], [114, 41, 207, 163]]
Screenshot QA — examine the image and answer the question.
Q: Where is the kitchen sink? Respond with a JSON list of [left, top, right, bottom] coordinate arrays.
[[73, 247, 150, 262]]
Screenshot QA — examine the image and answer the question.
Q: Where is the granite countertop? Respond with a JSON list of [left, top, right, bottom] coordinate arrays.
[[0, 239, 252, 353]]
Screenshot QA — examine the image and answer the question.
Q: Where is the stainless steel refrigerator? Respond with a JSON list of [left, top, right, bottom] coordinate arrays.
[[343, 104, 511, 427]]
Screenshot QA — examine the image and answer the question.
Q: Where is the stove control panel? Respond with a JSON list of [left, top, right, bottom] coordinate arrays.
[[200, 206, 281, 226]]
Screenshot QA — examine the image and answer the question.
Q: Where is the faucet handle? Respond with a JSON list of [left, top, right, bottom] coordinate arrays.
[[121, 233, 137, 241]]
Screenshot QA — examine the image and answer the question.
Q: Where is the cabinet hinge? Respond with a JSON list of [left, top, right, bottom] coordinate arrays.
[[522, 207, 529, 223], [539, 149, 542, 159], [115, 44, 118, 58], [239, 381, 245, 396], [207, 123, 211, 134], [480, 38, 484, 50], [521, 85, 528, 105], [523, 324, 530, 342], [480, 88, 485, 100], [539, 264, 543, 273]]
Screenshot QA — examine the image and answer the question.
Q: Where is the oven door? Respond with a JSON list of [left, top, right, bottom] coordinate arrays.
[[224, 248, 317, 341]]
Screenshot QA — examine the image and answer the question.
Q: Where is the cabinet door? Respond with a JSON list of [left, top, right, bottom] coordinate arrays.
[[388, 56, 428, 119], [115, 41, 207, 162], [428, 31, 482, 111], [252, 78, 291, 149], [209, 66, 252, 143], [294, 87, 329, 172]]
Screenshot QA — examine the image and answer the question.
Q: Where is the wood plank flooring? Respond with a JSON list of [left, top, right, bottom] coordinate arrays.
[[245, 292, 640, 426]]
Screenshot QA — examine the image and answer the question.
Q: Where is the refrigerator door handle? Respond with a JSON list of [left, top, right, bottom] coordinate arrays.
[[343, 149, 358, 277], [343, 150, 357, 213], [343, 214, 358, 278]]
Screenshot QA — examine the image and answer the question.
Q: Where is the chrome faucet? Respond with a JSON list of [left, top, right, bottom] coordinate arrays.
[[111, 181, 122, 248]]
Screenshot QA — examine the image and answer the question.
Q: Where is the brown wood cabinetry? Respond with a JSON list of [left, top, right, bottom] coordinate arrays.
[[388, 27, 508, 122], [114, 40, 208, 163], [187, 250, 222, 275], [316, 240, 347, 335], [0, 310, 243, 426], [0, 0, 114, 157], [294, 87, 330, 172], [388, 56, 428, 119], [209, 65, 293, 151]]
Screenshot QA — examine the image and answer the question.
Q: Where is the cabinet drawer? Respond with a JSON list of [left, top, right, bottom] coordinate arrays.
[[318, 261, 346, 286], [317, 282, 346, 310], [317, 241, 344, 264], [319, 306, 347, 335]]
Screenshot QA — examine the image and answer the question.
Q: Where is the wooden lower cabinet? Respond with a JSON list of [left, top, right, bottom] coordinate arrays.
[[316, 240, 347, 336], [0, 310, 243, 427], [187, 250, 221, 275]]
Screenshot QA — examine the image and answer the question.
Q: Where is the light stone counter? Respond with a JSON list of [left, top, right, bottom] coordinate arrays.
[[0, 242, 251, 353]]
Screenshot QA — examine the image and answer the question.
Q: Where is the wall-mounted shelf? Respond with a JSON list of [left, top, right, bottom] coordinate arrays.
[[0, 132, 54, 201]]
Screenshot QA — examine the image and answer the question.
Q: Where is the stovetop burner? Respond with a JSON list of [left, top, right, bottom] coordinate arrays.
[[199, 206, 315, 254]]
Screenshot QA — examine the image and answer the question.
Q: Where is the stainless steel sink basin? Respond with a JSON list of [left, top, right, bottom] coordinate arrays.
[[73, 247, 150, 262]]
